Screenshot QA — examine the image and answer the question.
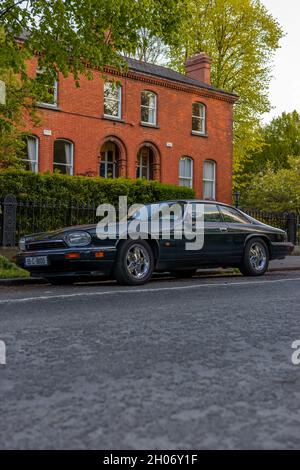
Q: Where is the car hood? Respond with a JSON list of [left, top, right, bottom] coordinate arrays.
[[23, 221, 133, 242], [24, 224, 98, 242]]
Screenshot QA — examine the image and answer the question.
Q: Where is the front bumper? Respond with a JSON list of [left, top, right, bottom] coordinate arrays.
[[16, 246, 117, 278], [271, 242, 294, 260]]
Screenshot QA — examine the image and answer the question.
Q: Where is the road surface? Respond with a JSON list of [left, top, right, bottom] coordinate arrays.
[[0, 271, 300, 449]]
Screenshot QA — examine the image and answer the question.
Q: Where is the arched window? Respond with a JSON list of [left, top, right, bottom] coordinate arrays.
[[179, 157, 193, 188], [100, 142, 119, 178], [21, 136, 39, 173], [192, 102, 206, 135], [53, 139, 73, 175], [136, 146, 154, 180], [141, 91, 157, 125], [203, 160, 216, 200]]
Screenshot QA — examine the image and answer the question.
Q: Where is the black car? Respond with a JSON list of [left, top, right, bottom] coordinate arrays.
[[17, 200, 293, 285]]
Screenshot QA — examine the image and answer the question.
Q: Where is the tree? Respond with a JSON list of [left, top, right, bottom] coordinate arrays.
[[0, 0, 187, 165], [0, 0, 186, 76], [244, 111, 300, 175], [0, 62, 40, 169], [167, 0, 283, 188], [125, 28, 169, 64], [242, 155, 300, 212]]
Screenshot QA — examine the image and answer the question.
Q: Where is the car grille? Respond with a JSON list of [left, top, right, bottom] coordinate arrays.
[[26, 240, 66, 251]]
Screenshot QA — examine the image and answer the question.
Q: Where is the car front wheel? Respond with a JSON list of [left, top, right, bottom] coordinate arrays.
[[114, 240, 154, 285], [240, 238, 269, 276]]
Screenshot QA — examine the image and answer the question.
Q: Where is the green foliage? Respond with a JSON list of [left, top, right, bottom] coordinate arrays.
[[0, 255, 29, 279], [242, 156, 300, 212], [0, 170, 195, 205], [244, 111, 300, 175], [0, 0, 187, 164], [167, 0, 283, 186], [0, 1, 186, 80]]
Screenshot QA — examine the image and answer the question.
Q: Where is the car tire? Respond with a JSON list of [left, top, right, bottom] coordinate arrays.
[[239, 238, 269, 276], [114, 240, 154, 285], [46, 277, 78, 285], [171, 269, 197, 278]]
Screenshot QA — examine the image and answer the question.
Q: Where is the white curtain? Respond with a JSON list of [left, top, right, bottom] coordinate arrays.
[[64, 142, 73, 174], [203, 161, 216, 199], [27, 137, 37, 172]]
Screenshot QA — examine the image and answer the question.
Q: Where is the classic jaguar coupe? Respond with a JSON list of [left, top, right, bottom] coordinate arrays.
[[17, 201, 293, 285]]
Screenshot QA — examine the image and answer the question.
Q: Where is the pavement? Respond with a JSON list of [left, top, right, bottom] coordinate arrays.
[[1, 270, 300, 449]]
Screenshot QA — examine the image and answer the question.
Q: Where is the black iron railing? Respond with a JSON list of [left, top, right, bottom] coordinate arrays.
[[243, 209, 299, 245], [0, 195, 99, 246]]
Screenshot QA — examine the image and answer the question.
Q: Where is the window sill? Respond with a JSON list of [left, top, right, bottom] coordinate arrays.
[[140, 122, 160, 129], [103, 115, 125, 124], [191, 131, 208, 138], [37, 103, 60, 111]]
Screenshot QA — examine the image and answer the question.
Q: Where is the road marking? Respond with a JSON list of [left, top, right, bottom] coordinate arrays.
[[0, 276, 300, 305]]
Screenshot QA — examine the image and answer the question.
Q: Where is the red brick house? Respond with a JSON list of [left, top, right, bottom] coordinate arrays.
[[23, 52, 238, 203]]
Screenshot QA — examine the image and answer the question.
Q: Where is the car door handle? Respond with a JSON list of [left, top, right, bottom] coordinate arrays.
[[219, 227, 228, 232]]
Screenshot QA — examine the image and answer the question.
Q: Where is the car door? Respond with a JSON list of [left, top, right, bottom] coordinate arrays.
[[218, 205, 254, 262], [183, 203, 231, 266], [152, 202, 187, 263]]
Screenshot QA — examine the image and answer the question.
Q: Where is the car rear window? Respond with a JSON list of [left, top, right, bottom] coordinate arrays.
[[219, 206, 250, 224]]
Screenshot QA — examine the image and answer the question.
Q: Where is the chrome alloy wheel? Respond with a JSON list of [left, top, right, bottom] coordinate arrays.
[[249, 243, 267, 271], [126, 244, 150, 279]]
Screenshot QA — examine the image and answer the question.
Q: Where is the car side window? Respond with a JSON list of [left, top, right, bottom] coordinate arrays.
[[192, 204, 222, 222], [219, 206, 250, 224]]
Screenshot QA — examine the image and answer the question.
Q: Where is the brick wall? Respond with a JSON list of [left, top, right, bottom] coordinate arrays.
[[25, 60, 235, 204]]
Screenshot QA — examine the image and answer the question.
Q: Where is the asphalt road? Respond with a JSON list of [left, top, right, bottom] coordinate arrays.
[[1, 271, 300, 450]]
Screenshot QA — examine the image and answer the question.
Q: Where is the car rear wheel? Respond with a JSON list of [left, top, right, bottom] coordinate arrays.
[[240, 238, 269, 276], [114, 240, 154, 285]]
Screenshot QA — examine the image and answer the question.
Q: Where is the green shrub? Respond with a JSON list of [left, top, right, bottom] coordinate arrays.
[[0, 170, 195, 237], [0, 170, 195, 206]]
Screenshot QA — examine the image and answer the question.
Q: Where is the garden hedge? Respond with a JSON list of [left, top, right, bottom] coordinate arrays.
[[0, 170, 195, 206]]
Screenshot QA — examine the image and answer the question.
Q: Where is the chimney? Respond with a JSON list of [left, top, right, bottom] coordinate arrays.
[[185, 52, 212, 85]]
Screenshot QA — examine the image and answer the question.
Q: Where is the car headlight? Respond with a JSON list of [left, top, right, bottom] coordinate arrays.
[[19, 237, 26, 251], [64, 231, 91, 247]]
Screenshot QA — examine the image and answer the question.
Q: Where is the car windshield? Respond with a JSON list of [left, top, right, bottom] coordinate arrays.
[[128, 203, 184, 222]]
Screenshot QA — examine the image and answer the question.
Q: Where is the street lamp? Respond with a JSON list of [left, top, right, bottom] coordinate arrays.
[[233, 190, 241, 208]]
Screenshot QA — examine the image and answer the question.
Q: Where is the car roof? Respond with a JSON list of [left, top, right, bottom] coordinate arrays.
[[154, 200, 233, 208]]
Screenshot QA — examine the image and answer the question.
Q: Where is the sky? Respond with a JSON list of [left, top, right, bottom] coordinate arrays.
[[261, 0, 300, 122]]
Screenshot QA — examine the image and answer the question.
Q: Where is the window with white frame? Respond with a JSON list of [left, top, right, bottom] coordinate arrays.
[[36, 69, 58, 107], [21, 136, 39, 172], [104, 82, 122, 119], [192, 102, 206, 134], [141, 91, 157, 125], [53, 139, 73, 175], [179, 157, 193, 188], [100, 142, 118, 178], [136, 147, 153, 180], [203, 160, 216, 200]]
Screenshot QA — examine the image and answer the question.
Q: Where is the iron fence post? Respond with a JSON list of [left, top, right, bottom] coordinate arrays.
[[286, 212, 297, 245], [2, 194, 17, 247]]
